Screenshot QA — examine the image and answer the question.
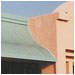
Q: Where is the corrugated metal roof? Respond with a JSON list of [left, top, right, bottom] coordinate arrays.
[[1, 13, 56, 62]]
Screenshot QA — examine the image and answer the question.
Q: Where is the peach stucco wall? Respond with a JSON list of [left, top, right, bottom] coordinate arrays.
[[29, 1, 74, 74], [54, 2, 74, 74], [29, 13, 58, 74], [29, 13, 58, 57]]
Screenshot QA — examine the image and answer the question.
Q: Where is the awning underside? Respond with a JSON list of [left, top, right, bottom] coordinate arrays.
[[1, 13, 56, 62]]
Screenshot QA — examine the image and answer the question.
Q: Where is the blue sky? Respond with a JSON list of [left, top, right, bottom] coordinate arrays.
[[1, 1, 67, 18]]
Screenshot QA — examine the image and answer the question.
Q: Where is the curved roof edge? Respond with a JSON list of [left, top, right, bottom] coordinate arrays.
[[1, 13, 56, 62], [2, 13, 28, 25]]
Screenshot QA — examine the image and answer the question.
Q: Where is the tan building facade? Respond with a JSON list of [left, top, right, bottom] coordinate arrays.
[[1, 1, 74, 74], [29, 2, 74, 74]]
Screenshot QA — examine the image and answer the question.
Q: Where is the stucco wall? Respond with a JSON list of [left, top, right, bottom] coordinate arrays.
[[29, 13, 58, 57], [29, 13, 58, 74], [54, 2, 74, 74], [29, 1, 74, 74]]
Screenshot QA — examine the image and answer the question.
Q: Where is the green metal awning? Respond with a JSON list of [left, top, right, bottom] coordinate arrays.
[[1, 13, 56, 62]]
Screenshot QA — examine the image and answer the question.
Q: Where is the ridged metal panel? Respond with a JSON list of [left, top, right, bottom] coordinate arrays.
[[1, 13, 56, 62]]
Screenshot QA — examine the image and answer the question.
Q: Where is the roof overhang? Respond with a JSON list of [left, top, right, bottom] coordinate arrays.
[[1, 13, 56, 62]]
